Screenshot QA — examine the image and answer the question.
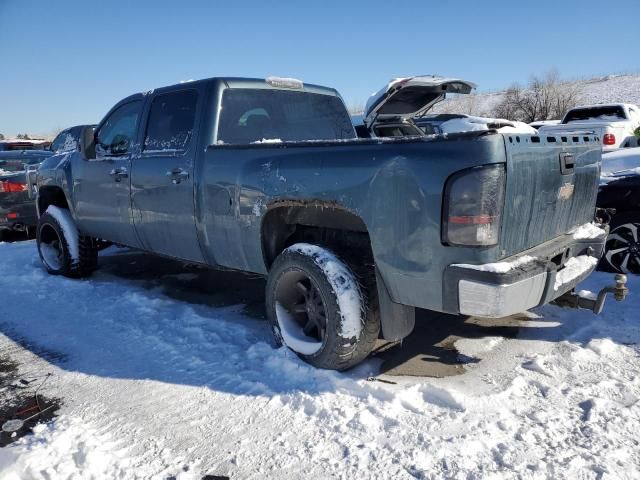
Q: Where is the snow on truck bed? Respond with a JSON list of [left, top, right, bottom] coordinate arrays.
[[0, 241, 639, 479]]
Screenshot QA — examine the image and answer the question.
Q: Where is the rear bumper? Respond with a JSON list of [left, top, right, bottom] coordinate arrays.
[[443, 227, 607, 317]]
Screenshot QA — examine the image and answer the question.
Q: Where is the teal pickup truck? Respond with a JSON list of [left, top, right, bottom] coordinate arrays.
[[35, 75, 626, 370]]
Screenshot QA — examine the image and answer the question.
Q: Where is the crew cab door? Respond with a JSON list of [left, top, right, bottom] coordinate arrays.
[[130, 87, 204, 262], [73, 99, 143, 247]]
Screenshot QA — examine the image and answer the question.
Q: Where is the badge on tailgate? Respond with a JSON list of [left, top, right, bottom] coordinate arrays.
[[558, 152, 575, 200], [558, 182, 575, 200]]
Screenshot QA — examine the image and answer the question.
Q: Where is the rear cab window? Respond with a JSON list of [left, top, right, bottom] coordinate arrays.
[[216, 88, 355, 144], [563, 106, 627, 123]]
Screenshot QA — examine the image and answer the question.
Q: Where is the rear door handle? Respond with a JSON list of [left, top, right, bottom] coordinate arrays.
[[166, 167, 189, 184], [109, 167, 128, 182]]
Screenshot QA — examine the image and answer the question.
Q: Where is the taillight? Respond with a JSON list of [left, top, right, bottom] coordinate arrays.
[[0, 181, 28, 193], [603, 133, 616, 145], [442, 164, 506, 246]]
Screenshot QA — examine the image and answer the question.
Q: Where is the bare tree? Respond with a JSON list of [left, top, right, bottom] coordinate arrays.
[[0, 133, 4, 140], [493, 70, 581, 122]]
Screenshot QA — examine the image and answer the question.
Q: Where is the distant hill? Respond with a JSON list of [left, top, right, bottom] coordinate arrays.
[[431, 73, 640, 117]]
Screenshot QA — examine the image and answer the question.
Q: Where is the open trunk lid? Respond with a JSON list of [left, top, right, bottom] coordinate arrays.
[[364, 76, 476, 127], [500, 133, 602, 256]]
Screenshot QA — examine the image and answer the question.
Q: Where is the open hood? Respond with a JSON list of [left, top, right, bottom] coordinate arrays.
[[364, 76, 476, 126]]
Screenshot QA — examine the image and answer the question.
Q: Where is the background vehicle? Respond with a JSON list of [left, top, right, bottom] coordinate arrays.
[[354, 78, 535, 137], [598, 148, 640, 274], [1, 126, 93, 237], [36, 76, 617, 370], [1, 150, 52, 235], [539, 103, 640, 151], [0, 138, 51, 151]]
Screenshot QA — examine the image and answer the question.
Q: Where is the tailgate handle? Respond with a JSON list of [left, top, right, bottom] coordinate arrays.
[[559, 152, 575, 175]]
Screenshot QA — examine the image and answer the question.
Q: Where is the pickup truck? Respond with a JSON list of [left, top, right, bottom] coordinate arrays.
[[538, 103, 640, 151], [35, 75, 627, 370]]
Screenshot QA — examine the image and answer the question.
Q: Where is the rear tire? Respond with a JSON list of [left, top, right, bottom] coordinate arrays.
[[37, 208, 98, 278], [266, 243, 380, 370]]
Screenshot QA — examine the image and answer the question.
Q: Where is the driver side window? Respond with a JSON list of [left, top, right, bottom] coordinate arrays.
[[95, 100, 142, 158]]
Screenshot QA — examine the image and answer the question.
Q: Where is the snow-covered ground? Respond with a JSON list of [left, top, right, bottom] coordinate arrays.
[[0, 240, 639, 479], [431, 73, 640, 117]]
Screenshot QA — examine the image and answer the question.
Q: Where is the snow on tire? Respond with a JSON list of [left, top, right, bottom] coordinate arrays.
[[266, 243, 380, 370], [37, 206, 98, 278]]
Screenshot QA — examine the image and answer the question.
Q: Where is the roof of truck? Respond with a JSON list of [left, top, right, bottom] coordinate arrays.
[[138, 76, 340, 98]]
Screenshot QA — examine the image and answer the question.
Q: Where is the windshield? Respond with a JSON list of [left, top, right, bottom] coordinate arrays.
[[217, 89, 355, 144], [564, 106, 626, 123]]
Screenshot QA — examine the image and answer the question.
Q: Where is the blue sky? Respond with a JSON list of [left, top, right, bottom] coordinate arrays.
[[1, 0, 638, 136]]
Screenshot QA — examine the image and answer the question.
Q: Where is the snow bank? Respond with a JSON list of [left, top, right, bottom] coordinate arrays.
[[455, 336, 504, 358], [285, 243, 362, 340], [452, 255, 536, 274], [45, 205, 79, 262], [553, 255, 599, 291], [0, 416, 131, 479], [0, 241, 639, 478]]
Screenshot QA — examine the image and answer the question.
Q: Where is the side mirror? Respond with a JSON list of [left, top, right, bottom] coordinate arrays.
[[79, 126, 96, 160]]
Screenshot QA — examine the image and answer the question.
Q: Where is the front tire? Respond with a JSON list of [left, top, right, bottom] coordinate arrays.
[[266, 243, 380, 370], [37, 207, 98, 278]]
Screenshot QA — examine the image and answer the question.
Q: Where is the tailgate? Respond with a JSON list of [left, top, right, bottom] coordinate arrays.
[[500, 133, 601, 256]]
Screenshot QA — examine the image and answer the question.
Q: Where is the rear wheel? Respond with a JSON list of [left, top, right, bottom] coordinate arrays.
[[266, 243, 380, 370], [603, 217, 640, 275], [37, 208, 98, 278]]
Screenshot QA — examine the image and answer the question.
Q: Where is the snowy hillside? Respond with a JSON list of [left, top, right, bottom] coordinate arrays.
[[1, 241, 639, 479], [431, 73, 640, 117]]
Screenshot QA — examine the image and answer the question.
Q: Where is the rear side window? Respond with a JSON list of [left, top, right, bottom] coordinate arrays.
[[564, 106, 626, 123], [217, 89, 355, 144], [144, 90, 198, 152], [96, 100, 142, 157]]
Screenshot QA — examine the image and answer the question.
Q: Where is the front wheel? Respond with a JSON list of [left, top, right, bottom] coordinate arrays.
[[266, 243, 380, 370], [37, 206, 98, 278], [603, 220, 640, 274]]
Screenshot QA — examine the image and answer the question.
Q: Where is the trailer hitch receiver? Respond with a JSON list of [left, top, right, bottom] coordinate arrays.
[[552, 274, 628, 315]]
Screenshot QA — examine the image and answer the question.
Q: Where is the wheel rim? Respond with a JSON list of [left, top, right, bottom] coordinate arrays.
[[39, 224, 64, 270], [605, 223, 640, 274], [274, 269, 328, 355]]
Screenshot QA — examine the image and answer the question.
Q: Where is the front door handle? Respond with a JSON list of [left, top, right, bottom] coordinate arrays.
[[166, 167, 189, 184], [109, 167, 128, 182]]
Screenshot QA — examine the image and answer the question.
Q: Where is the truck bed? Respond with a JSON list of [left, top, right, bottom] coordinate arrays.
[[198, 130, 602, 312]]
